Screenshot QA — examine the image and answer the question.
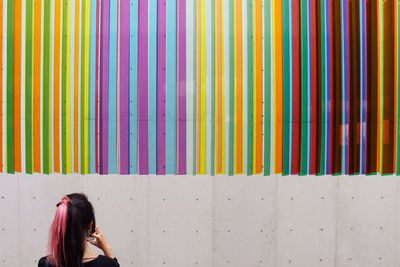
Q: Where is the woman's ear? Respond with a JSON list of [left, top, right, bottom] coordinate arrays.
[[88, 221, 93, 232]]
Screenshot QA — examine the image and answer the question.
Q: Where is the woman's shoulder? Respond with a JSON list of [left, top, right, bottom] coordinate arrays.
[[38, 256, 53, 267], [86, 255, 120, 267]]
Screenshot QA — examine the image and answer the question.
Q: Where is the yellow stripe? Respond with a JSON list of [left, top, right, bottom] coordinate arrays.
[[233, 0, 237, 173], [82, 0, 90, 173], [221, 0, 225, 174], [66, 1, 72, 173]]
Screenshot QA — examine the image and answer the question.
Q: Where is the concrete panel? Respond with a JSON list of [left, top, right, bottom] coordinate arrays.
[[336, 177, 397, 267], [0, 175, 20, 267], [146, 175, 214, 267], [214, 175, 276, 267], [275, 176, 338, 267]]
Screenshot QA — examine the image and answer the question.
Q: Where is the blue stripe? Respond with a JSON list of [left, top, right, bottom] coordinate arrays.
[[89, 0, 96, 173], [108, 0, 118, 173], [129, 0, 138, 174], [148, 0, 157, 174], [166, 0, 177, 174]]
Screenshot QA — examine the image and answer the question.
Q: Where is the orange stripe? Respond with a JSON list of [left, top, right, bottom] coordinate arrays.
[[274, 0, 283, 173], [74, 1, 80, 173], [13, 0, 21, 172], [54, 0, 61, 173], [33, 0, 42, 172], [235, 0, 243, 174], [216, 0, 222, 174], [196, 0, 201, 173], [254, 0, 263, 174]]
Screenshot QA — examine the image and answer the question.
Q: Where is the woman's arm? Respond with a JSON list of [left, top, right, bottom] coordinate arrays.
[[87, 225, 115, 259]]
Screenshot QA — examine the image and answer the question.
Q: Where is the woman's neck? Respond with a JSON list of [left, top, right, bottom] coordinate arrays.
[[83, 242, 99, 263]]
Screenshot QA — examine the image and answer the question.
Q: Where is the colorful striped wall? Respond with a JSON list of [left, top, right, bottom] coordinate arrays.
[[0, 0, 399, 176]]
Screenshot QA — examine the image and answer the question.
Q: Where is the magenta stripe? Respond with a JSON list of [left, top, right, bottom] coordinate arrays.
[[120, 0, 130, 174], [157, 0, 166, 174], [178, 0, 186, 174], [95, 0, 101, 173], [100, 0, 110, 174], [138, 0, 149, 174]]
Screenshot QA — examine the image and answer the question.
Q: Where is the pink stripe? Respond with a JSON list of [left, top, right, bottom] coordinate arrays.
[[100, 0, 110, 174], [178, 0, 186, 174], [120, 0, 130, 174], [95, 0, 100, 173], [138, 0, 149, 174], [157, 0, 166, 174]]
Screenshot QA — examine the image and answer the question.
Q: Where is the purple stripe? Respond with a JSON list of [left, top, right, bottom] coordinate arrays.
[[178, 0, 186, 174], [157, 0, 166, 174], [100, 0, 110, 174], [120, 0, 130, 174], [138, 0, 149, 174]]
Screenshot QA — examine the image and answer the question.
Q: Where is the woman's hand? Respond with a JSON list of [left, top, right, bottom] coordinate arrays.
[[87, 225, 115, 259]]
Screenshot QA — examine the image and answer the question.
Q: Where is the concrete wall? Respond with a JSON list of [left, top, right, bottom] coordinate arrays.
[[1, 174, 399, 267]]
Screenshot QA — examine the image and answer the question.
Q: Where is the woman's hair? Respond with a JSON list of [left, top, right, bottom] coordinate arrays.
[[47, 193, 96, 267]]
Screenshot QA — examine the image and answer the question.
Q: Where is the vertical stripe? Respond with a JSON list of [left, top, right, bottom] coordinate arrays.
[[283, 0, 291, 175], [320, 0, 327, 174], [234, 0, 243, 174], [0, 0, 3, 173], [120, 0, 130, 174], [178, 0, 186, 174], [300, 0, 309, 175], [360, 0, 367, 174], [14, 0, 21, 172], [73, 0, 79, 173], [95, 0, 100, 173], [274, 0, 283, 174], [253, 0, 263, 175], [229, 0, 235, 176], [215, 0, 222, 174], [148, 0, 157, 174], [108, 0, 117, 173], [129, 0, 138, 174], [199, 0, 206, 174], [210, 0, 216, 175], [157, 0, 166, 174], [246, 0, 253, 175], [54, 0, 61, 173], [138, 0, 149, 174], [89, 0, 96, 173], [264, 0, 271, 175], [166, 0, 177, 174], [81, 0, 90, 174], [6, 0, 14, 173], [100, 0, 109, 174], [43, 0, 51, 174]]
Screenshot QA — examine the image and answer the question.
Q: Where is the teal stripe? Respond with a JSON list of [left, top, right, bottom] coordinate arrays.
[[264, 0, 271, 176], [148, 0, 157, 174], [130, 0, 138, 173]]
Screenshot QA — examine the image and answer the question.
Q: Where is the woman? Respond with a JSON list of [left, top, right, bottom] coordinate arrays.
[[38, 193, 120, 267]]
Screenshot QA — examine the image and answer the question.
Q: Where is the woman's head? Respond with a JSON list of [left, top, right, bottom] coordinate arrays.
[[48, 193, 96, 267]]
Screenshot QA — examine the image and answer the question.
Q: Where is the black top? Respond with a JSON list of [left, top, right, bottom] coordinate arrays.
[[38, 255, 120, 267]]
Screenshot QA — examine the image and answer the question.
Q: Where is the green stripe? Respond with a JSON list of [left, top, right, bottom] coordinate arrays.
[[282, 0, 291, 175], [62, 0, 68, 174], [43, 0, 51, 174], [193, 0, 197, 175], [247, 0, 253, 175], [6, 0, 15, 174], [228, 0, 234, 176], [300, 0, 309, 175], [25, 0, 34, 174], [264, 0, 271, 176], [320, 0, 327, 174], [211, 0, 215, 175]]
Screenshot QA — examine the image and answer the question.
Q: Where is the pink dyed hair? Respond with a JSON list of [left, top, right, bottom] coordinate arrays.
[[48, 196, 71, 267]]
